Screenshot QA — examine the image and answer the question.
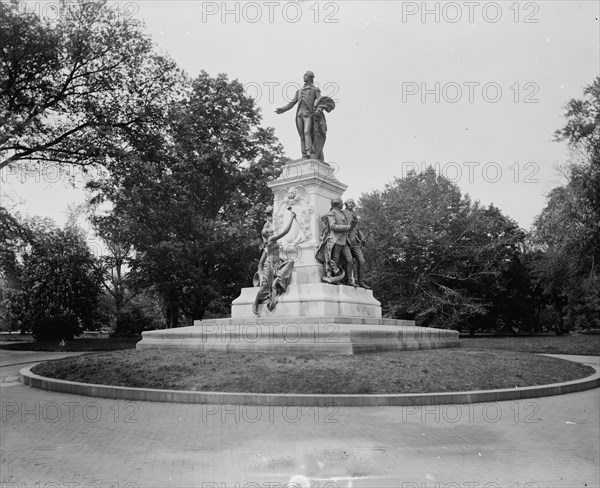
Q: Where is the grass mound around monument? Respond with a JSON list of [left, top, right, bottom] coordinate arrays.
[[31, 348, 595, 395], [459, 334, 599, 355]]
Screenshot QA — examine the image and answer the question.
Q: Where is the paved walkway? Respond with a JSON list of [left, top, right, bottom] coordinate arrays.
[[1, 351, 598, 488]]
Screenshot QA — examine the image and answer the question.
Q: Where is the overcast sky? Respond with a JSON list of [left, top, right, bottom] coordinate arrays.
[[2, 0, 599, 230]]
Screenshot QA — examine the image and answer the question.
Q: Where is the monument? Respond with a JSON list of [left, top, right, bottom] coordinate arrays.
[[137, 71, 459, 354]]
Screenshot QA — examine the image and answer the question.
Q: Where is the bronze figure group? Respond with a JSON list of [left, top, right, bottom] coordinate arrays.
[[316, 198, 370, 288], [252, 197, 370, 314]]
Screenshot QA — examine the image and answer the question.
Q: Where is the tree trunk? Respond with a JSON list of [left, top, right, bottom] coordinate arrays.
[[169, 302, 179, 329]]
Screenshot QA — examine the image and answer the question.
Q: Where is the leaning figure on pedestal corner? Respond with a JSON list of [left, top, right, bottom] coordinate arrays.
[[315, 198, 353, 285], [252, 206, 296, 315], [275, 71, 335, 162], [344, 199, 371, 289]]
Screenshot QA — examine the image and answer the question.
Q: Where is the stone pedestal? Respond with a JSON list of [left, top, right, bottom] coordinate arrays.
[[136, 158, 461, 354], [229, 158, 383, 321], [232, 281, 381, 319], [267, 158, 347, 284]]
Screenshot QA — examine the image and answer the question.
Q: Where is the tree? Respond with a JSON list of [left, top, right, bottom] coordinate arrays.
[[530, 78, 600, 333], [0, 205, 34, 331], [360, 168, 526, 330], [87, 71, 286, 326], [89, 213, 138, 328], [3, 212, 103, 337], [0, 205, 33, 291], [555, 78, 600, 162], [553, 77, 600, 269], [1, 0, 181, 171]]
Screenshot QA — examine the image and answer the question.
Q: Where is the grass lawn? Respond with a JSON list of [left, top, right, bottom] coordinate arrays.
[[32, 345, 596, 395], [0, 337, 139, 352], [460, 333, 599, 356]]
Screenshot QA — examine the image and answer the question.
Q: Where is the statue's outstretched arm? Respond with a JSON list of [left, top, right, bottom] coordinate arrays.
[[270, 212, 297, 241], [275, 90, 299, 114]]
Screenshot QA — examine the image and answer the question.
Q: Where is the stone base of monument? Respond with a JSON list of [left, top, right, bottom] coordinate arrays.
[[136, 319, 459, 354], [232, 282, 383, 319]]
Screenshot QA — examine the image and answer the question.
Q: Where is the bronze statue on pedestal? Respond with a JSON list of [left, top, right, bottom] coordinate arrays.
[[252, 206, 296, 315], [316, 198, 353, 284], [275, 71, 335, 162], [344, 199, 370, 289]]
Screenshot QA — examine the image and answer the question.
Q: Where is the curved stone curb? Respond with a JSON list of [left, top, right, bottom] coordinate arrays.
[[20, 360, 600, 407]]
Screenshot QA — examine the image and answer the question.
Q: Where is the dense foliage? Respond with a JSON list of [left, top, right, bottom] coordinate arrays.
[[360, 168, 526, 330], [1, 215, 103, 337], [529, 77, 600, 333], [0, 0, 180, 171], [87, 71, 286, 327], [111, 306, 156, 338]]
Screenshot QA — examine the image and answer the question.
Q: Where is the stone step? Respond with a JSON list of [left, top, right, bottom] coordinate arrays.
[[137, 320, 460, 355]]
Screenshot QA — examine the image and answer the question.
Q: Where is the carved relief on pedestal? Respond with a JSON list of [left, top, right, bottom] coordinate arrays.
[[273, 186, 314, 257]]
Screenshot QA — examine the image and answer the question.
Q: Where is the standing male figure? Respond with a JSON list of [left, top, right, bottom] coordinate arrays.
[[275, 71, 321, 160], [326, 198, 354, 285], [344, 199, 370, 289]]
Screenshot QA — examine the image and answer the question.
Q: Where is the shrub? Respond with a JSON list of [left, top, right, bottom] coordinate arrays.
[[32, 313, 82, 342], [111, 307, 155, 338]]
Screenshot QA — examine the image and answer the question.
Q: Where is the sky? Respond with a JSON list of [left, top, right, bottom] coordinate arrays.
[[2, 0, 599, 230]]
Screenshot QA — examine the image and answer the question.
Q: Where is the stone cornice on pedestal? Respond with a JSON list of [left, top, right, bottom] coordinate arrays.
[[268, 159, 347, 196]]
